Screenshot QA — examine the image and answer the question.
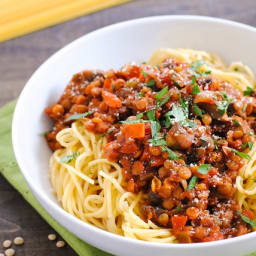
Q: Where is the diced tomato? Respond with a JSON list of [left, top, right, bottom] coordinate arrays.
[[103, 141, 120, 161], [102, 90, 122, 108], [103, 78, 112, 90], [150, 156, 165, 167], [171, 215, 188, 230], [123, 123, 145, 139], [120, 140, 139, 154]]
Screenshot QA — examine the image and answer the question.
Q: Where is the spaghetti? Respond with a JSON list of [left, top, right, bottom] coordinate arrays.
[[50, 120, 175, 242], [45, 48, 256, 243]]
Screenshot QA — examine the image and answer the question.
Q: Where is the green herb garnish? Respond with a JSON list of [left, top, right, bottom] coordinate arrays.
[[198, 164, 212, 174], [141, 70, 148, 78], [190, 60, 205, 72], [155, 64, 160, 70], [156, 86, 169, 101], [146, 79, 156, 87], [200, 70, 212, 76], [176, 204, 181, 212], [244, 86, 253, 96], [178, 94, 186, 110], [172, 79, 181, 88], [233, 120, 240, 127], [161, 145, 179, 160], [136, 113, 144, 120], [149, 121, 160, 139], [242, 142, 253, 151], [231, 148, 251, 160], [165, 104, 196, 128], [234, 67, 239, 72], [216, 92, 232, 115], [60, 152, 79, 163], [141, 61, 147, 64], [138, 91, 144, 98], [64, 111, 94, 122], [187, 176, 198, 190], [237, 210, 256, 227], [193, 104, 203, 118], [146, 109, 156, 121], [248, 142, 253, 150], [192, 76, 200, 95]]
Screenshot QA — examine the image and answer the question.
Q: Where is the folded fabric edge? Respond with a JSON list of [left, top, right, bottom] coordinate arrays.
[[0, 100, 112, 256]]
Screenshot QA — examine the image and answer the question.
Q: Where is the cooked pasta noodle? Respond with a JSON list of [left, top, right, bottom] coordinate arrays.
[[47, 48, 256, 243], [149, 48, 256, 230], [50, 120, 175, 242]]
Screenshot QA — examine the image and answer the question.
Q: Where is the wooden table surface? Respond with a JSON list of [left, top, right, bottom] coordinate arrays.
[[0, 0, 256, 255]]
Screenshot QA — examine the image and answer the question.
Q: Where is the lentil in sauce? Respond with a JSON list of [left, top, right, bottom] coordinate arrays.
[[45, 58, 256, 243]]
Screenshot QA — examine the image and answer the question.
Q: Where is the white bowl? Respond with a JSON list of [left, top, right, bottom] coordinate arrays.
[[12, 16, 256, 256]]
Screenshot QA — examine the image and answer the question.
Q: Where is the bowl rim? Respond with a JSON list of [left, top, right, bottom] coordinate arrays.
[[12, 15, 256, 249]]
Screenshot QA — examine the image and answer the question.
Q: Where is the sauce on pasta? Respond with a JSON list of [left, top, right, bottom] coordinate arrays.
[[44, 49, 256, 243]]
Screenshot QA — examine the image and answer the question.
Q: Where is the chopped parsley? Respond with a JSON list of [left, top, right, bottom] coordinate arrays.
[[242, 142, 253, 151], [172, 79, 181, 88], [161, 145, 179, 160], [64, 111, 94, 122], [157, 96, 170, 107], [141, 61, 147, 64], [216, 92, 232, 115], [192, 76, 200, 95], [198, 164, 212, 174], [187, 176, 198, 190], [234, 67, 239, 72], [178, 94, 187, 110], [231, 148, 251, 160], [190, 60, 205, 72], [233, 119, 240, 127], [146, 109, 156, 121], [165, 104, 196, 128], [147, 118, 179, 160], [136, 113, 144, 120], [193, 104, 203, 118], [243, 86, 253, 96], [200, 70, 212, 76], [176, 204, 181, 212], [237, 210, 256, 227], [138, 91, 144, 98], [141, 70, 148, 78], [156, 86, 169, 101], [60, 152, 79, 163], [149, 138, 167, 147], [248, 142, 253, 150], [146, 79, 156, 87]]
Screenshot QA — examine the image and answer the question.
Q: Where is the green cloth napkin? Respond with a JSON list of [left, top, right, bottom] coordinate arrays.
[[1, 100, 256, 256], [0, 100, 112, 256]]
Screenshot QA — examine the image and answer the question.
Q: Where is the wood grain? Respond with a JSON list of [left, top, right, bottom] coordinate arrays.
[[0, 0, 255, 255]]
